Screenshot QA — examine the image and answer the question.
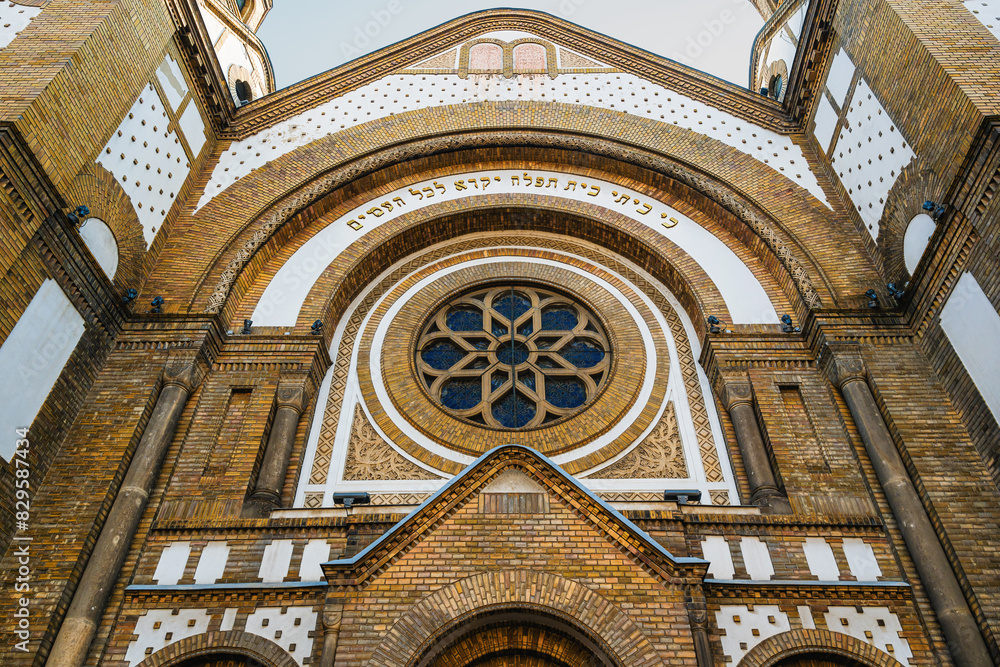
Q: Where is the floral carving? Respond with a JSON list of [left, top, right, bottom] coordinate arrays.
[[597, 402, 687, 478], [343, 404, 442, 480]]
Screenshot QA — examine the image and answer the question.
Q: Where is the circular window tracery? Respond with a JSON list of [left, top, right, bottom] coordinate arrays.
[[416, 285, 611, 429]]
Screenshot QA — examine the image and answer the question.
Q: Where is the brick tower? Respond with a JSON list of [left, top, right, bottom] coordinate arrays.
[[2, 1, 1000, 666]]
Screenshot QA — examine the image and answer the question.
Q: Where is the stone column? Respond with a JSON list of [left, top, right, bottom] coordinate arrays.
[[685, 588, 713, 667], [250, 374, 309, 507], [719, 376, 790, 513], [823, 344, 991, 667], [47, 355, 204, 667], [319, 604, 343, 667]]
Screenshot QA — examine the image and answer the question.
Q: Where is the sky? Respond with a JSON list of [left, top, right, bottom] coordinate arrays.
[[256, 0, 764, 90]]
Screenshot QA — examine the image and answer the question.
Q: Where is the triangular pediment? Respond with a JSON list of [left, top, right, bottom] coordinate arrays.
[[321, 445, 708, 588]]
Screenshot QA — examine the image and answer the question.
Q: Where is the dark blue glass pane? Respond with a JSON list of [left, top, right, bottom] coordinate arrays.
[[469, 338, 490, 350], [520, 371, 536, 391], [560, 340, 605, 368], [494, 292, 530, 321], [492, 323, 508, 337], [517, 321, 534, 336], [447, 308, 483, 332], [497, 341, 529, 366], [440, 378, 482, 410], [491, 371, 507, 391], [421, 342, 466, 370], [545, 378, 587, 409], [536, 356, 557, 368], [492, 391, 536, 428], [541, 308, 577, 330]]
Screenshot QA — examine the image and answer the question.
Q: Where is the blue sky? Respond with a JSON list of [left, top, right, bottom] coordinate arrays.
[[256, 1, 763, 89]]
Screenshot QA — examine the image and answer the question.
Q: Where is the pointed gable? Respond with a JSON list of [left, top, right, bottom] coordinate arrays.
[[321, 445, 708, 588]]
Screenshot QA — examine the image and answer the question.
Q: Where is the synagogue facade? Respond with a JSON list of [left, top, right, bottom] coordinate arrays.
[[2, 0, 1000, 665]]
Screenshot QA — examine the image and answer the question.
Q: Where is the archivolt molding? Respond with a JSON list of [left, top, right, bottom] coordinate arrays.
[[201, 133, 825, 319], [738, 628, 905, 667], [366, 570, 664, 667], [134, 630, 298, 667]]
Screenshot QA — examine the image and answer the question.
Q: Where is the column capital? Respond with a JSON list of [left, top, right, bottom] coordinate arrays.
[[820, 343, 868, 388], [716, 373, 754, 410], [275, 371, 312, 413], [161, 352, 207, 392]]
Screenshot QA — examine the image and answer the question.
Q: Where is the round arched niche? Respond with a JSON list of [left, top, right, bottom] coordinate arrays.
[[79, 217, 120, 280], [902, 212, 936, 274]]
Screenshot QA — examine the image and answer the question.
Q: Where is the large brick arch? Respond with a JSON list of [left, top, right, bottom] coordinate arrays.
[[366, 569, 666, 667], [184, 141, 833, 327], [738, 629, 905, 667], [134, 630, 298, 667]]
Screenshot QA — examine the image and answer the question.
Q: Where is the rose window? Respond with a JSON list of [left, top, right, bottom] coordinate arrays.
[[415, 285, 612, 429]]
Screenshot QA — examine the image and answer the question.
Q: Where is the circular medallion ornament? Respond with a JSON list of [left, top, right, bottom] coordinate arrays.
[[415, 285, 611, 429]]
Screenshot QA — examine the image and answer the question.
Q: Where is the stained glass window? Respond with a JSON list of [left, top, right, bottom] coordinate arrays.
[[415, 285, 612, 429]]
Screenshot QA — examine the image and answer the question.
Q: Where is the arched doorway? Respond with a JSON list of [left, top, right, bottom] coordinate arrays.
[[411, 608, 622, 667], [175, 655, 266, 667], [772, 655, 865, 667]]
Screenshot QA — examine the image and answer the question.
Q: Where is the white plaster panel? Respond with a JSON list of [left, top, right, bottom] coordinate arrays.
[[701, 536, 735, 579], [812, 95, 840, 154], [715, 605, 790, 665], [152, 542, 191, 585], [298, 539, 331, 581], [197, 0, 225, 43], [193, 541, 230, 584], [825, 48, 856, 106], [124, 609, 211, 666], [940, 272, 1000, 424], [762, 24, 797, 87], [221, 608, 238, 631], [832, 78, 914, 240], [842, 538, 882, 581], [0, 2, 41, 50], [965, 0, 1000, 41], [96, 84, 190, 249], [251, 169, 778, 327], [156, 55, 189, 112], [0, 280, 84, 461], [824, 606, 911, 665], [196, 70, 830, 210], [78, 217, 119, 279], [803, 537, 840, 580], [245, 606, 318, 666], [798, 605, 816, 629], [903, 213, 936, 273], [179, 100, 208, 158], [259, 539, 294, 583], [740, 536, 774, 580]]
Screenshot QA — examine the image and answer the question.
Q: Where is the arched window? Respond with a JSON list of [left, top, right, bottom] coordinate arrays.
[[234, 79, 253, 106], [769, 74, 784, 100]]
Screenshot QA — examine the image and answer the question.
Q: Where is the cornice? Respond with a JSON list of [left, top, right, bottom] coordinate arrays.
[[220, 9, 800, 139]]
